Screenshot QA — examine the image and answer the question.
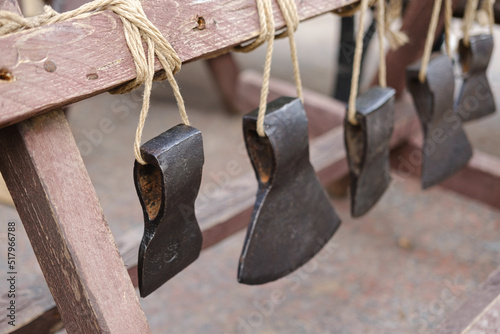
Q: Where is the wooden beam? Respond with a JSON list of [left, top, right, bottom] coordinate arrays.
[[0, 0, 21, 13], [0, 0, 356, 129], [453, 0, 500, 24], [6, 95, 419, 333], [390, 138, 500, 210], [0, 110, 151, 333]]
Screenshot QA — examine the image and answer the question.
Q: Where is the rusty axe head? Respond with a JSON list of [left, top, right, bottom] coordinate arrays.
[[134, 125, 204, 297], [238, 97, 341, 285]]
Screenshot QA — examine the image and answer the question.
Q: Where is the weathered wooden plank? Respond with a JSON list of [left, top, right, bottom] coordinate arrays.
[[0, 0, 356, 128], [7, 94, 419, 333], [433, 268, 500, 334], [0, 110, 151, 333]]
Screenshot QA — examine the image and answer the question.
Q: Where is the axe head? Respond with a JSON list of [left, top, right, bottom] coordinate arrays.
[[345, 86, 395, 217], [457, 34, 496, 122], [406, 54, 473, 189], [135, 125, 204, 297], [238, 97, 341, 285]]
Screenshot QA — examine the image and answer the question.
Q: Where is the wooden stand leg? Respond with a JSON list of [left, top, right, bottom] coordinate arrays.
[[0, 110, 151, 333]]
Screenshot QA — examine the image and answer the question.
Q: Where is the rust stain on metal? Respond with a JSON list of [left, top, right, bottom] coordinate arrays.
[[97, 58, 123, 71]]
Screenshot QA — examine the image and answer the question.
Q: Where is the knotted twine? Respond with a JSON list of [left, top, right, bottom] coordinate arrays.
[[0, 0, 188, 165], [463, 0, 496, 46], [235, 0, 304, 137], [347, 0, 388, 125]]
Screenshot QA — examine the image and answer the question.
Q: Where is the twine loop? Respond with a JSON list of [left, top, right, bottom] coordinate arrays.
[[344, 0, 407, 125], [0, 0, 188, 165], [463, 0, 495, 46], [235, 0, 303, 137]]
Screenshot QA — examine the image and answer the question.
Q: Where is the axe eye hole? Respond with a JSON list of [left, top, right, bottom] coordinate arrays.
[[246, 129, 275, 185], [458, 43, 472, 74], [136, 163, 163, 221]]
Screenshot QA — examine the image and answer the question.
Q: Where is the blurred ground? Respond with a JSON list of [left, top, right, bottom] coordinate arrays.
[[1, 13, 500, 334]]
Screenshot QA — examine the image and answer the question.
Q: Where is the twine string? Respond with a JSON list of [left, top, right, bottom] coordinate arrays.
[[445, 0, 452, 57], [418, 0, 444, 83], [477, 0, 495, 33], [235, 0, 303, 137], [462, 0, 479, 46], [377, 0, 387, 88], [0, 0, 188, 165], [347, 0, 370, 125], [384, 0, 409, 49]]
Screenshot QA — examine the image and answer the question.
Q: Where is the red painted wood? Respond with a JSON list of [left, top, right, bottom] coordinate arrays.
[[0, 0, 356, 128]]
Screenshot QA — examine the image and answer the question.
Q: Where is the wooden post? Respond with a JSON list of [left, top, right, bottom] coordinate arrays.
[[0, 110, 151, 333], [206, 53, 244, 114]]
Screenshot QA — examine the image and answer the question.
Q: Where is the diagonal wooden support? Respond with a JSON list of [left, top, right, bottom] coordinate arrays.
[[434, 268, 500, 333], [390, 137, 500, 210], [0, 110, 151, 333]]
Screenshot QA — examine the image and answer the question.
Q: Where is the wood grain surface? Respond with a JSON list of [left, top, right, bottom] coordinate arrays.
[[0, 0, 356, 128], [0, 110, 151, 333]]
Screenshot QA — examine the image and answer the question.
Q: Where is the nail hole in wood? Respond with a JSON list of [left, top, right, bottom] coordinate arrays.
[[195, 15, 206, 30], [0, 69, 14, 82]]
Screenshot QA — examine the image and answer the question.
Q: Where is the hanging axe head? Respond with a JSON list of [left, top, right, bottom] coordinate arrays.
[[406, 54, 473, 189], [457, 34, 496, 122], [238, 97, 341, 285], [134, 125, 204, 297]]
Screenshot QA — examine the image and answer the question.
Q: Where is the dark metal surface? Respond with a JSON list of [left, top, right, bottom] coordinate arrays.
[[134, 125, 204, 297], [406, 54, 473, 189], [345, 86, 395, 217], [457, 34, 496, 122], [238, 97, 341, 285]]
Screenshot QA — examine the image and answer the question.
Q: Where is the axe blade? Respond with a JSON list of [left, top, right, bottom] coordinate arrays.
[[457, 34, 496, 122], [345, 86, 395, 217], [406, 54, 473, 189], [238, 97, 341, 285], [135, 125, 204, 297]]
